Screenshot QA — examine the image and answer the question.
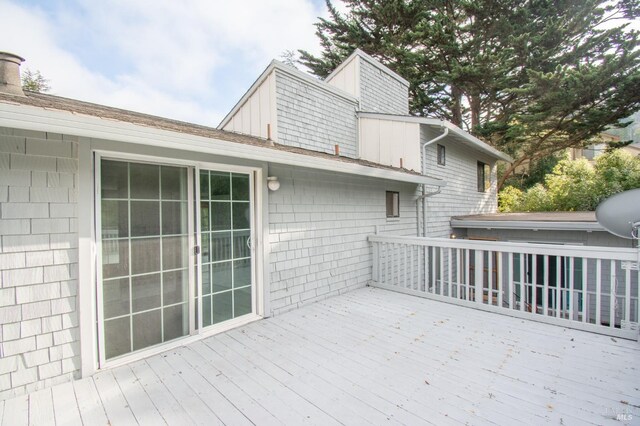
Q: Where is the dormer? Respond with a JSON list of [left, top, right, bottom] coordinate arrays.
[[219, 61, 360, 158], [325, 49, 410, 116]]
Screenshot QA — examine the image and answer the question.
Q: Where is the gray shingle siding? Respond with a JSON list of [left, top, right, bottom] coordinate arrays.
[[275, 70, 358, 158], [0, 127, 79, 400], [421, 126, 497, 238], [267, 165, 418, 315], [359, 60, 409, 115]]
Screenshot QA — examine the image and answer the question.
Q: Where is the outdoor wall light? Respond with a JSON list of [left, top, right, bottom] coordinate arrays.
[[267, 176, 280, 191]]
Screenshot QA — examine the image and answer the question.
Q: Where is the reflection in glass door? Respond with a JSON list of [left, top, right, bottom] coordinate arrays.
[[99, 159, 190, 360], [199, 170, 253, 327]]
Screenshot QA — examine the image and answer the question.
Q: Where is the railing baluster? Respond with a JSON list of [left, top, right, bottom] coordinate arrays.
[[520, 253, 525, 311], [497, 252, 503, 308], [448, 248, 453, 298], [487, 250, 493, 306], [543, 255, 549, 316], [569, 257, 575, 321], [596, 259, 602, 326], [456, 248, 462, 299], [625, 266, 631, 324], [582, 259, 588, 323], [431, 246, 436, 293], [385, 243, 390, 285], [410, 245, 414, 290], [402, 244, 408, 289], [610, 259, 616, 329], [508, 252, 513, 310], [464, 249, 471, 300], [556, 256, 561, 318], [438, 247, 444, 296], [532, 255, 537, 314]]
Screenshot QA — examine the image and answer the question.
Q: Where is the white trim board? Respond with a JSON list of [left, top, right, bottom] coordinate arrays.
[[0, 102, 443, 186]]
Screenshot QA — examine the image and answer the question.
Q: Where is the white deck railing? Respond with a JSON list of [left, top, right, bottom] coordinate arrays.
[[369, 234, 640, 340]]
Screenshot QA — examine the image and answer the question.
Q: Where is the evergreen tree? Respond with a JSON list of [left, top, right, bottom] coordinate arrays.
[[21, 68, 51, 93], [299, 0, 640, 188]]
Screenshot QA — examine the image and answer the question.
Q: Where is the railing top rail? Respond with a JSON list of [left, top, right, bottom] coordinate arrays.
[[368, 234, 637, 261]]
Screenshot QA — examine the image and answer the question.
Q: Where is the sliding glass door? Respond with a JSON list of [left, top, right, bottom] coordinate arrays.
[[98, 157, 255, 363]]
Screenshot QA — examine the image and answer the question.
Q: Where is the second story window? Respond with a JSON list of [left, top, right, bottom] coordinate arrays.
[[386, 191, 400, 218], [477, 161, 491, 192], [437, 144, 446, 166]]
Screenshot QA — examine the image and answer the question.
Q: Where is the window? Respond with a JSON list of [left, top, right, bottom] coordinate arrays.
[[437, 144, 446, 166], [386, 191, 399, 218], [477, 161, 490, 192]]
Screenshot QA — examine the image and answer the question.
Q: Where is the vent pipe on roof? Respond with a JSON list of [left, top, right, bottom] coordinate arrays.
[[0, 52, 25, 97]]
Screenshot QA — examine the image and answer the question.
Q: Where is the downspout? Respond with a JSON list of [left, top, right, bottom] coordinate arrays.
[[417, 126, 449, 237]]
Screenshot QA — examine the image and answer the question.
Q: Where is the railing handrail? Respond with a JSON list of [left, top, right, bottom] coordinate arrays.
[[368, 234, 637, 261]]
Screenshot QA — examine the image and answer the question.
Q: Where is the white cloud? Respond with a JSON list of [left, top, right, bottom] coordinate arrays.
[[0, 0, 330, 125]]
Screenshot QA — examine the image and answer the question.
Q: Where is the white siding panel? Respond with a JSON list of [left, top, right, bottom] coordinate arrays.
[[223, 71, 276, 141], [359, 118, 420, 172], [326, 59, 359, 99], [360, 119, 379, 163]]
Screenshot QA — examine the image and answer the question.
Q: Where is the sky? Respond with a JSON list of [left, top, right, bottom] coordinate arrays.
[[0, 0, 340, 126]]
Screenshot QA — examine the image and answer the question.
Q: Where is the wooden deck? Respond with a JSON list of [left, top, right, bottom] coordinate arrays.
[[2, 287, 639, 425]]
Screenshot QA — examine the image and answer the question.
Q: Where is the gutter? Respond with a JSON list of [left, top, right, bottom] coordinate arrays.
[[418, 126, 449, 237]]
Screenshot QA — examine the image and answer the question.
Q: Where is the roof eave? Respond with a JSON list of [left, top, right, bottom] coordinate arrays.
[[0, 102, 442, 187]]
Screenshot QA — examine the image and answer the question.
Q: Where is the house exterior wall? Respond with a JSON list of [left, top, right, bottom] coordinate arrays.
[[222, 71, 277, 141], [267, 164, 418, 315], [421, 127, 498, 238], [0, 127, 79, 400], [359, 118, 421, 172], [359, 59, 409, 115], [275, 70, 359, 158]]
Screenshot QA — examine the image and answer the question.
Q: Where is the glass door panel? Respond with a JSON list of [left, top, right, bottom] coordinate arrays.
[[199, 170, 253, 327], [100, 159, 190, 360]]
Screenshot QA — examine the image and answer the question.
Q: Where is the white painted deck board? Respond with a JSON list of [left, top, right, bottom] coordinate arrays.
[[2, 287, 639, 425], [3, 394, 28, 426], [51, 382, 82, 426], [28, 388, 54, 426]]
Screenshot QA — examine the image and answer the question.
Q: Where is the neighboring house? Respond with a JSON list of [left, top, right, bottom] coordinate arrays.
[[570, 131, 640, 162], [0, 49, 509, 399], [449, 212, 637, 326], [451, 211, 633, 248]]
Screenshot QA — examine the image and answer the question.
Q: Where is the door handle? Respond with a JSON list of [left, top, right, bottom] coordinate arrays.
[[247, 236, 253, 250]]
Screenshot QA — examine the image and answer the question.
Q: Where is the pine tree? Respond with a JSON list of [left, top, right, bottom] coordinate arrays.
[[299, 0, 640, 188]]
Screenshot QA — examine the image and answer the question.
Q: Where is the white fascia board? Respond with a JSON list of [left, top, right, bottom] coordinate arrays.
[[219, 60, 358, 129], [450, 219, 604, 231], [0, 102, 443, 186], [358, 112, 513, 162], [326, 49, 410, 87]]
